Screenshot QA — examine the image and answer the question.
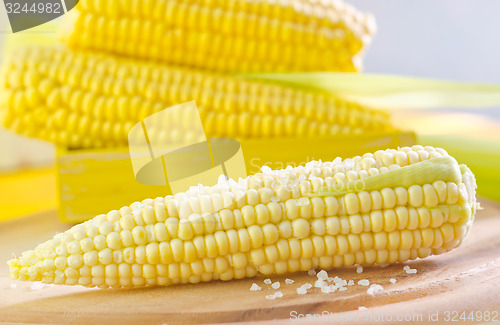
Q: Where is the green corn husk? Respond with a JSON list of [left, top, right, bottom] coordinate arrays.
[[418, 135, 500, 202], [241, 72, 500, 109], [312, 156, 462, 197]]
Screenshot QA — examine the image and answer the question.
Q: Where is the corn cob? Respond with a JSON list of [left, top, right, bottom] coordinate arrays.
[[0, 46, 392, 149], [8, 145, 477, 288], [61, 0, 375, 73]]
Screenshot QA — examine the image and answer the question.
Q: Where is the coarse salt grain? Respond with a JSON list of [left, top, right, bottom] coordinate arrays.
[[271, 282, 280, 289], [250, 283, 262, 291], [321, 286, 331, 294], [358, 279, 370, 286], [307, 269, 316, 276], [261, 166, 272, 173], [303, 283, 312, 289], [264, 278, 272, 284], [358, 306, 368, 311], [389, 278, 397, 284], [297, 287, 308, 295], [356, 266, 363, 274], [314, 279, 327, 288], [285, 279, 294, 284], [265, 294, 276, 300], [9, 283, 17, 289], [404, 266, 417, 274], [274, 291, 283, 298], [317, 270, 328, 280], [30, 282, 45, 290], [348, 280, 354, 286], [338, 287, 347, 292], [367, 284, 384, 295]]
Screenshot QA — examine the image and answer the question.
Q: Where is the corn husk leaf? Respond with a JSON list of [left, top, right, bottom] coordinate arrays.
[[419, 134, 500, 202], [241, 72, 500, 109]]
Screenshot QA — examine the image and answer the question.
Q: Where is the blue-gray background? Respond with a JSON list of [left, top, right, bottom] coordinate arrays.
[[351, 0, 500, 119], [351, 0, 500, 83]]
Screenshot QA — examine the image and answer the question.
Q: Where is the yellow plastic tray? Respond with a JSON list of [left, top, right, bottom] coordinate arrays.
[[56, 132, 415, 223]]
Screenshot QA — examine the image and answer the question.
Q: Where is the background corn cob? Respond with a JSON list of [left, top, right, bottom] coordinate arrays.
[[8, 146, 477, 288], [61, 0, 375, 73], [0, 46, 392, 149]]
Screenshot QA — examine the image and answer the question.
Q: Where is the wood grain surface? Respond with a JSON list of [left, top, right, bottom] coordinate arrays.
[[0, 199, 499, 325]]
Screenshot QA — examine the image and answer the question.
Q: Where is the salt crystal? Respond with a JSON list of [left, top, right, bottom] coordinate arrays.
[[321, 286, 331, 294], [297, 287, 307, 295], [389, 278, 397, 284], [9, 283, 17, 289], [348, 280, 354, 286], [338, 287, 347, 291], [285, 279, 294, 284], [261, 166, 272, 173], [317, 270, 328, 280], [297, 284, 311, 295], [358, 306, 368, 311], [271, 282, 280, 289], [358, 279, 370, 286], [367, 284, 384, 295], [264, 278, 272, 284], [30, 282, 45, 290], [250, 283, 262, 291], [314, 279, 327, 288], [328, 284, 336, 292], [327, 277, 334, 282], [218, 174, 228, 185], [274, 291, 283, 298], [307, 269, 316, 276], [356, 266, 363, 274], [404, 265, 417, 274], [265, 294, 276, 300]]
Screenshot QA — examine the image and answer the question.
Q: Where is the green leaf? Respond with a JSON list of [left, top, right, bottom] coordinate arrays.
[[310, 156, 462, 197], [419, 135, 500, 202], [240, 72, 500, 109]]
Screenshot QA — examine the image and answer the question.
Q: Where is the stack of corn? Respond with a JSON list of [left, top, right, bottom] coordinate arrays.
[[0, 0, 388, 149]]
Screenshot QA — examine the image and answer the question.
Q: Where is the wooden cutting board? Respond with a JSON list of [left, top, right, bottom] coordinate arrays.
[[0, 199, 499, 325]]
